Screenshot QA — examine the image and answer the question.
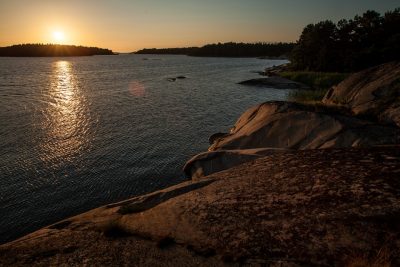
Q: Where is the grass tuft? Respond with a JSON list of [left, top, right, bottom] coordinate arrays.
[[280, 71, 349, 103], [280, 71, 349, 90], [288, 89, 328, 103]]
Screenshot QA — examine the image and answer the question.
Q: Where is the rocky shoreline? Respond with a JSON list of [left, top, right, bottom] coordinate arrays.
[[1, 62, 399, 266]]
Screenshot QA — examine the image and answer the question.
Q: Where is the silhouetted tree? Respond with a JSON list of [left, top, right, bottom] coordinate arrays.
[[290, 8, 400, 71], [291, 21, 337, 71]]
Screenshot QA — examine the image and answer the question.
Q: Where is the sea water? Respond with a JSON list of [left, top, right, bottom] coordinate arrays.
[[0, 54, 289, 243]]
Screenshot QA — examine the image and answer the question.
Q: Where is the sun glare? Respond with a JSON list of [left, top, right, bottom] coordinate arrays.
[[53, 31, 65, 43]]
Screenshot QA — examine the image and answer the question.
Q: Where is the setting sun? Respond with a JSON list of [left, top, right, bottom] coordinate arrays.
[[52, 31, 65, 43]]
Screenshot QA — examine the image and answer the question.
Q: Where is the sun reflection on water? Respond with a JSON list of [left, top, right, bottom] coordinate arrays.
[[39, 60, 91, 167]]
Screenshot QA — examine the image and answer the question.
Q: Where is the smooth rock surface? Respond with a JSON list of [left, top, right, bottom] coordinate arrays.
[[323, 61, 400, 127], [1, 146, 399, 266], [209, 101, 400, 151]]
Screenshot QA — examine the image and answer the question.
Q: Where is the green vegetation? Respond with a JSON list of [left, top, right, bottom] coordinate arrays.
[[0, 44, 115, 57], [135, 42, 294, 58], [282, 72, 349, 103], [280, 72, 349, 90], [290, 8, 400, 71], [288, 89, 329, 103]]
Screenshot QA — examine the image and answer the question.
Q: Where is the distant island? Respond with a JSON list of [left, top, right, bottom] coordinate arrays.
[[0, 44, 115, 57], [135, 42, 294, 58]]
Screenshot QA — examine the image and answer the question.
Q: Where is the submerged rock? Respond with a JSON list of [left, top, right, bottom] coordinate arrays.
[[2, 146, 399, 266], [323, 61, 400, 127], [167, 76, 187, 82], [238, 76, 310, 89]]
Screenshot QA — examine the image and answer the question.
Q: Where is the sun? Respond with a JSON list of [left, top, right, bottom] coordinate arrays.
[[53, 31, 65, 43]]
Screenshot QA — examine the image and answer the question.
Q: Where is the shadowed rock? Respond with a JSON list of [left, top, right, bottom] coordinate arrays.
[[323, 61, 400, 127], [208, 132, 228, 145], [184, 148, 289, 178], [1, 146, 399, 266], [110, 179, 215, 214], [264, 63, 290, 76]]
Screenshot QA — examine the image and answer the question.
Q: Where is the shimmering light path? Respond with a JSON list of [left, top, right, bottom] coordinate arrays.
[[0, 55, 289, 243]]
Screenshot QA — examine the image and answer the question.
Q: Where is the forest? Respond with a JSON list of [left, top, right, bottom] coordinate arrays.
[[137, 8, 399, 72], [0, 44, 115, 57], [290, 8, 400, 71], [135, 47, 198, 55], [135, 42, 294, 58]]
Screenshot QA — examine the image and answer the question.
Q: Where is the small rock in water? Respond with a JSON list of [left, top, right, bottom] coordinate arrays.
[[167, 76, 187, 82]]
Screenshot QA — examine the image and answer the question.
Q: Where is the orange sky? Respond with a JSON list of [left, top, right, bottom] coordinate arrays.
[[0, 0, 398, 52]]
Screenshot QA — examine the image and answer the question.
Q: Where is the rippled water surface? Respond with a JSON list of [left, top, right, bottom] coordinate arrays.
[[0, 55, 289, 243]]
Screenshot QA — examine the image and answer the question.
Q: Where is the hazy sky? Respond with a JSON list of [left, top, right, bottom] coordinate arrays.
[[0, 0, 398, 52]]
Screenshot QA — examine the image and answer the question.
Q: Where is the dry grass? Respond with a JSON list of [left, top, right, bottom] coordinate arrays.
[[288, 89, 329, 103], [345, 247, 392, 267]]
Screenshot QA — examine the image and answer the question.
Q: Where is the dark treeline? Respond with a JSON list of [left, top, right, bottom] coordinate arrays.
[[0, 44, 115, 57], [191, 42, 294, 57], [135, 47, 198, 55], [135, 42, 294, 58], [290, 8, 400, 72]]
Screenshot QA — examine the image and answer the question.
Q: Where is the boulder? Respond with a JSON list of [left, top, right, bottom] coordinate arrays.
[[183, 148, 288, 179], [264, 63, 290, 76], [209, 101, 400, 151], [323, 61, 400, 127]]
